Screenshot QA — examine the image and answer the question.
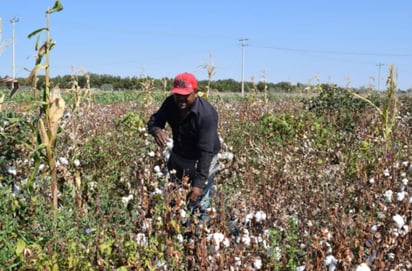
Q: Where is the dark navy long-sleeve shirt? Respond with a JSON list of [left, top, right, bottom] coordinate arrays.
[[147, 95, 221, 188]]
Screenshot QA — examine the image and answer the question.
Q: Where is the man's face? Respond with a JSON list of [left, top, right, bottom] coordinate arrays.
[[173, 91, 197, 110]]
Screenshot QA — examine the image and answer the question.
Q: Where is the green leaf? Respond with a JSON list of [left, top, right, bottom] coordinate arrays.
[[28, 28, 48, 39], [15, 239, 26, 256], [47, 0, 64, 14]]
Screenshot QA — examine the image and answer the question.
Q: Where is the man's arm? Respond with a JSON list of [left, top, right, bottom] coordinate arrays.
[[147, 100, 169, 147]]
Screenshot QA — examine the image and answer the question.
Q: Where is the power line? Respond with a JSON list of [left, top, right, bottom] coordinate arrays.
[[248, 44, 412, 57]]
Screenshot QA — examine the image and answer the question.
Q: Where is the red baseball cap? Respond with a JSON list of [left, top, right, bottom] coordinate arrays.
[[170, 72, 198, 95]]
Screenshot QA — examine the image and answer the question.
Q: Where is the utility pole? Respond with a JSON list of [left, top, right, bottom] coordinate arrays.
[[10, 16, 19, 82], [376, 63, 384, 91], [239, 38, 248, 96]]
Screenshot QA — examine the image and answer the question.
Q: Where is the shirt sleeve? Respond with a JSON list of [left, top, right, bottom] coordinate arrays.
[[191, 109, 219, 189], [147, 98, 169, 136]]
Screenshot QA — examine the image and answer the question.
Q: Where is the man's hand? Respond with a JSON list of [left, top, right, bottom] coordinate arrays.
[[153, 129, 168, 147], [187, 186, 202, 203]]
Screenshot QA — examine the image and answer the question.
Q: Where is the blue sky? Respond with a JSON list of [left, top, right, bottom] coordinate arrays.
[[1, 0, 411, 90]]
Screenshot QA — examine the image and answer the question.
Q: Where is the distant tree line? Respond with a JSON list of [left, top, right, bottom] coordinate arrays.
[[2, 73, 411, 93]]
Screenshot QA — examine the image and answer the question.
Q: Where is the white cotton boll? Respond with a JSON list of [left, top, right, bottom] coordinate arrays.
[[384, 190, 393, 202], [59, 157, 69, 165], [255, 210, 267, 223], [176, 234, 184, 243], [265, 244, 281, 260], [401, 225, 409, 235], [225, 152, 234, 161], [392, 214, 405, 229], [162, 150, 170, 159], [324, 255, 338, 271], [355, 263, 371, 271], [147, 151, 155, 157], [138, 126, 146, 132], [142, 218, 152, 231], [150, 188, 163, 197], [39, 164, 46, 171], [240, 234, 251, 247], [384, 169, 390, 176], [396, 191, 407, 202], [208, 232, 225, 252], [156, 172, 164, 178], [180, 209, 187, 224], [166, 138, 173, 150], [12, 184, 20, 196], [409, 196, 412, 205], [122, 194, 134, 205], [368, 177, 375, 184], [296, 265, 306, 271], [74, 159, 80, 167], [7, 166, 16, 176], [234, 256, 241, 266], [253, 257, 262, 270], [401, 178, 409, 186], [244, 212, 254, 224], [135, 233, 148, 247], [371, 224, 379, 233], [222, 237, 230, 248], [387, 252, 395, 262]]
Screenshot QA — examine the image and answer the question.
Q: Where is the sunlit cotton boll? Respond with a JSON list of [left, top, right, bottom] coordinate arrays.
[[147, 151, 155, 157], [255, 210, 267, 223], [218, 151, 234, 161], [207, 232, 225, 252], [180, 209, 187, 224], [176, 234, 184, 243], [384, 190, 393, 202], [253, 256, 262, 270], [166, 138, 173, 150], [154, 165, 163, 177], [150, 188, 163, 197], [355, 263, 371, 271], [396, 191, 407, 202], [122, 194, 134, 205], [6, 165, 16, 176], [154, 165, 161, 173], [243, 212, 254, 225], [324, 255, 338, 271], [59, 157, 69, 165], [135, 233, 148, 247], [392, 214, 405, 229], [74, 159, 80, 167], [384, 168, 390, 176], [162, 150, 170, 160]]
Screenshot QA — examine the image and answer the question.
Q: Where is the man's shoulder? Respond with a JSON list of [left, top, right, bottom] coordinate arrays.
[[197, 97, 217, 111]]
